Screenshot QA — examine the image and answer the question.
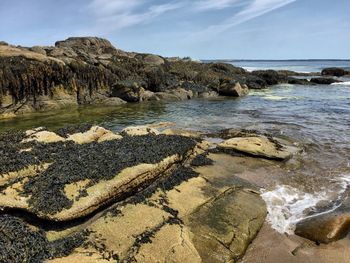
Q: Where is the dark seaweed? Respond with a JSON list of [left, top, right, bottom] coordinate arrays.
[[0, 214, 88, 263], [55, 123, 94, 138], [0, 130, 40, 175], [190, 152, 214, 167], [17, 134, 197, 214], [121, 216, 183, 263]]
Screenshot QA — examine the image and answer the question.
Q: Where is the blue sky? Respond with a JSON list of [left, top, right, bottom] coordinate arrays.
[[0, 0, 349, 59]]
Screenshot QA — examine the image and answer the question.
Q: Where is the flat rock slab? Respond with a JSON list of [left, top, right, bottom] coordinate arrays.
[[218, 135, 299, 160], [188, 187, 266, 263], [0, 126, 198, 221]]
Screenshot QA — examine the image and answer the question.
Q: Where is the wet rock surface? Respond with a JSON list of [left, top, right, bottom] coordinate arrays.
[[217, 134, 300, 161], [295, 192, 350, 244]]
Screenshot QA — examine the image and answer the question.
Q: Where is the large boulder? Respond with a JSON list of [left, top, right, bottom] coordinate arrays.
[[55, 37, 117, 55], [111, 80, 146, 102], [252, 70, 285, 85], [295, 193, 350, 244], [29, 46, 47, 56], [155, 88, 194, 101], [321, 67, 348, 77], [218, 81, 249, 97], [135, 53, 165, 66]]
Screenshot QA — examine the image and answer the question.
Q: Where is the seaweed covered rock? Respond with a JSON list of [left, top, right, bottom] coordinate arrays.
[[0, 37, 310, 119], [0, 124, 269, 262], [54, 37, 125, 58], [321, 67, 348, 77], [0, 126, 199, 221], [252, 70, 287, 86], [0, 214, 87, 262], [43, 151, 266, 263], [111, 80, 148, 102]]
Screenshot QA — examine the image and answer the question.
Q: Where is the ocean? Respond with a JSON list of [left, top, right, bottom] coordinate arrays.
[[218, 59, 350, 73]]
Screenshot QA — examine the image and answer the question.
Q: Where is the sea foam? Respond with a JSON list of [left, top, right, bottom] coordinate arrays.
[[331, 81, 350, 86], [261, 174, 350, 234]]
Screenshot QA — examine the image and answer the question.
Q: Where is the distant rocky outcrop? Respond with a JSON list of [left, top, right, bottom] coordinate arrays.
[[321, 67, 349, 77], [0, 37, 322, 119], [310, 77, 342, 85]]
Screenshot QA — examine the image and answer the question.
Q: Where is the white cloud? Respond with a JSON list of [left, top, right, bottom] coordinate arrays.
[[194, 0, 240, 11], [88, 0, 142, 16], [84, 0, 297, 37], [86, 0, 183, 34], [193, 0, 297, 37]]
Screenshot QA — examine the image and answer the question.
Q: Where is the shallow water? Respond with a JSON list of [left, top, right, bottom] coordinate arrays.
[[1, 82, 350, 234]]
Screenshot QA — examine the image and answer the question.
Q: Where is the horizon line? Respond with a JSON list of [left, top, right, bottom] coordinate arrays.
[[203, 59, 350, 62]]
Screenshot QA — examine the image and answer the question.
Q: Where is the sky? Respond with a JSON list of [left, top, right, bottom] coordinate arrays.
[[0, 0, 349, 59]]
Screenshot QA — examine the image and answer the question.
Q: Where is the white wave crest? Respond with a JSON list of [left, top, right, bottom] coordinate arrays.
[[331, 81, 350, 86], [261, 173, 350, 235]]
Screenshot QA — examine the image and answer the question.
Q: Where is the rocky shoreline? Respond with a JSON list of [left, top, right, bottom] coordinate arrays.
[[1, 37, 348, 119], [1, 123, 349, 262], [0, 123, 298, 262]]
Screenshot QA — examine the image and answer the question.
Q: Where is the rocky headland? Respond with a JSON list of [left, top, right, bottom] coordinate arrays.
[[1, 37, 348, 119]]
